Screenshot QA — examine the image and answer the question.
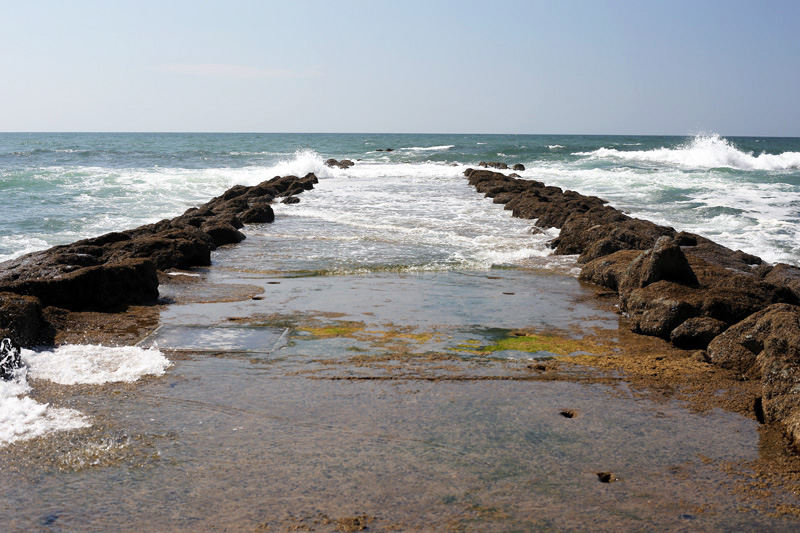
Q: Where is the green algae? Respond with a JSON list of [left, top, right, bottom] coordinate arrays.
[[455, 329, 605, 357]]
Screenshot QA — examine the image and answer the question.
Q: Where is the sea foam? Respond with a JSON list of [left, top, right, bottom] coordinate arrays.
[[577, 134, 800, 171], [0, 345, 170, 446]]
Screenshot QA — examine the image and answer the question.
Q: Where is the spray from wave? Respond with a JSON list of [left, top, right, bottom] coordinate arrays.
[[577, 134, 800, 171], [250, 149, 335, 184]]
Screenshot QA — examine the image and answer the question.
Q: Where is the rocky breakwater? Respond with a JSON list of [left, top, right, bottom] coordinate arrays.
[[466, 167, 800, 449], [0, 173, 318, 353]]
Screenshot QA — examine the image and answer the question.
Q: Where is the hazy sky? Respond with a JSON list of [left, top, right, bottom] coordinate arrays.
[[2, 0, 798, 135]]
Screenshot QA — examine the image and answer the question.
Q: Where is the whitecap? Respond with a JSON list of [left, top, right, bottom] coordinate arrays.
[[575, 134, 800, 171], [401, 145, 455, 152]]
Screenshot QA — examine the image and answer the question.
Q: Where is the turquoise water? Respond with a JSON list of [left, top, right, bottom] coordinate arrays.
[[1, 132, 799, 265]]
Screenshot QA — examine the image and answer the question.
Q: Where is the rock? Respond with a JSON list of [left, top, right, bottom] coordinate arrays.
[[670, 316, 728, 349], [619, 236, 698, 294], [479, 161, 509, 170], [596, 472, 618, 483], [765, 263, 800, 303], [9, 258, 159, 311], [707, 304, 800, 375], [621, 271, 788, 342], [106, 233, 212, 271], [239, 203, 275, 224], [707, 304, 800, 447], [512, 163, 526, 171], [282, 196, 301, 204], [579, 250, 641, 291], [201, 221, 246, 247], [325, 158, 354, 169], [0, 292, 51, 347], [0, 337, 22, 380]]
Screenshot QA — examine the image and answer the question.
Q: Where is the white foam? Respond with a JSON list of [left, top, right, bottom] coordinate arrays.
[[0, 391, 90, 446], [0, 345, 171, 447], [401, 145, 454, 152], [576, 134, 800, 171], [23, 345, 171, 385], [0, 367, 89, 447]]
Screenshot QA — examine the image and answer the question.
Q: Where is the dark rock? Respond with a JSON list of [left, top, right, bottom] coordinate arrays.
[[0, 292, 51, 348], [619, 236, 698, 294], [765, 263, 800, 303], [239, 203, 275, 224], [512, 163, 525, 171], [8, 258, 159, 311], [478, 161, 508, 170], [201, 222, 246, 247], [707, 304, 800, 447], [579, 250, 641, 291], [106, 232, 212, 271], [670, 316, 728, 349], [596, 472, 618, 483], [282, 196, 301, 204], [325, 158, 354, 169]]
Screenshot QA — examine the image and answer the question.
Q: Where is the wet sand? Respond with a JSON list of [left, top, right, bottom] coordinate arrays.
[[2, 247, 800, 530]]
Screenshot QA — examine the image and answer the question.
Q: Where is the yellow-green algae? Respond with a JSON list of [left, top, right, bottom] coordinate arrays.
[[457, 331, 610, 357]]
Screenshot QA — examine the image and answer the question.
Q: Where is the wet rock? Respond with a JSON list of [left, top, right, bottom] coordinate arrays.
[[0, 173, 318, 343], [765, 263, 800, 303], [478, 161, 508, 170], [8, 258, 159, 311], [200, 221, 246, 247], [106, 232, 212, 271], [282, 196, 301, 204], [619, 236, 698, 294], [0, 292, 51, 348], [325, 158, 354, 169], [239, 203, 275, 224], [579, 250, 640, 291], [512, 163, 526, 171], [670, 316, 728, 349], [707, 304, 800, 447]]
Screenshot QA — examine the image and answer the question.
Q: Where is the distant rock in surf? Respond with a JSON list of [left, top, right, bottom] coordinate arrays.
[[325, 158, 354, 168], [479, 161, 508, 170]]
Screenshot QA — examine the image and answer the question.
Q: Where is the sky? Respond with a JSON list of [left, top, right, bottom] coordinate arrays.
[[1, 0, 798, 136]]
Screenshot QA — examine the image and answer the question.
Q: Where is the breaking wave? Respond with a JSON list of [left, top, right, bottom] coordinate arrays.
[[577, 134, 800, 171]]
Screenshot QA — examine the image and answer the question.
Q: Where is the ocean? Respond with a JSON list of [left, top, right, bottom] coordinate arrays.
[[1, 132, 799, 268]]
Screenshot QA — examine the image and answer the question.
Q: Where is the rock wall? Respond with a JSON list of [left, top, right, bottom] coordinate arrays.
[[466, 167, 800, 449]]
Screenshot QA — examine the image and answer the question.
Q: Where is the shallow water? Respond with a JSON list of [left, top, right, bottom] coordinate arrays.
[[2, 265, 799, 531]]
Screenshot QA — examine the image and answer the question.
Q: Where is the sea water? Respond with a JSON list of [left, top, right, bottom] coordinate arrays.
[[1, 132, 798, 266]]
